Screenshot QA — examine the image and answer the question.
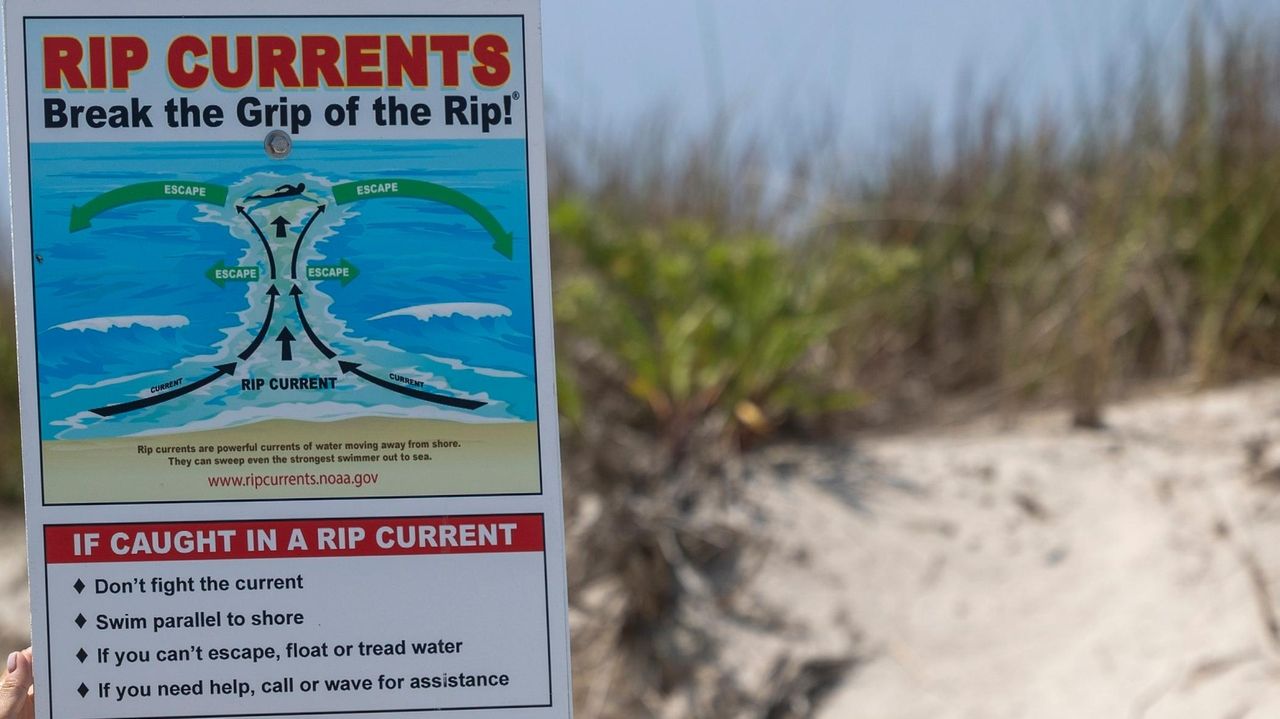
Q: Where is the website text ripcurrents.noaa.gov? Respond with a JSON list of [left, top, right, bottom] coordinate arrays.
[[207, 472, 380, 490]]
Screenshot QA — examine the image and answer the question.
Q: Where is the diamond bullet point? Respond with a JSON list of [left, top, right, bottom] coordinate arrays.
[[73, 579, 85, 594], [76, 648, 87, 663], [74, 614, 86, 628], [77, 683, 88, 698]]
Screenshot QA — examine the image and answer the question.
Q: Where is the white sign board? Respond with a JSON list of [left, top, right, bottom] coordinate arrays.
[[4, 1, 572, 717]]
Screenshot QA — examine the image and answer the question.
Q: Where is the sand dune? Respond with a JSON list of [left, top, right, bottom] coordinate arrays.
[[731, 380, 1280, 718]]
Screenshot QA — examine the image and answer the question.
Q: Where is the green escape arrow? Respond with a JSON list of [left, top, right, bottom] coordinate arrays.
[[70, 181, 229, 232], [305, 259, 360, 286], [331, 179, 513, 259], [205, 260, 261, 288]]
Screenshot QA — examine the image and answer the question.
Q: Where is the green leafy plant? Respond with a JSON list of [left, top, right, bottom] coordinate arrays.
[[553, 199, 913, 454]]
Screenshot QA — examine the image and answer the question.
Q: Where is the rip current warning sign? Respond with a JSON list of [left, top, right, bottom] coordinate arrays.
[[4, 1, 571, 717]]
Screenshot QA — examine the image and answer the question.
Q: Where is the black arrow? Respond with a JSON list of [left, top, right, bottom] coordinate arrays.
[[237, 285, 279, 360], [91, 364, 236, 417], [339, 361, 486, 410], [291, 285, 336, 359], [271, 216, 289, 238], [290, 204, 327, 279], [237, 206, 277, 279], [276, 326, 297, 361]]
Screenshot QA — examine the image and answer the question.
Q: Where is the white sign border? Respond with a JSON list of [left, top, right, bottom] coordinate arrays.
[[3, 2, 572, 717]]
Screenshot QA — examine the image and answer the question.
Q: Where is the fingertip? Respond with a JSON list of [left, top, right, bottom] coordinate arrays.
[[8, 650, 32, 683], [0, 648, 33, 707]]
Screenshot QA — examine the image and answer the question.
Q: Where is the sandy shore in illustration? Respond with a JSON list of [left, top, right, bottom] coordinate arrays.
[[40, 417, 541, 504]]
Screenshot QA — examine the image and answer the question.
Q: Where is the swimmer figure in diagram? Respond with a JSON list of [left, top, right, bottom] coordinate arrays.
[[247, 182, 306, 200]]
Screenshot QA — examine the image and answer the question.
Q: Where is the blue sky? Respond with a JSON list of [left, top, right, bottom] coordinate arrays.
[[542, 0, 1266, 146]]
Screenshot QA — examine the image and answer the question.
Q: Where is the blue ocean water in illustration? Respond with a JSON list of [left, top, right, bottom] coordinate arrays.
[[29, 140, 537, 440]]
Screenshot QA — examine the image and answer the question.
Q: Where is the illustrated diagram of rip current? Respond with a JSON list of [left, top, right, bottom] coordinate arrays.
[[66, 175, 517, 420]]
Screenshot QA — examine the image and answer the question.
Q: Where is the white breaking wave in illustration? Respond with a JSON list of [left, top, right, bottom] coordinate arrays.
[[368, 303, 512, 323], [50, 370, 170, 398], [50, 411, 105, 433], [53, 315, 189, 333], [425, 354, 526, 379]]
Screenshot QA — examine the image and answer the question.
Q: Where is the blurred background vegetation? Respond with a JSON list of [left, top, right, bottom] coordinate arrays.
[[4, 10, 1280, 718], [0, 287, 15, 501], [551, 19, 1280, 444], [548, 16, 1280, 716]]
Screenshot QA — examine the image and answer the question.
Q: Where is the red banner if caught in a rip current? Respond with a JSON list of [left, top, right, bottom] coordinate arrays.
[[45, 514, 545, 564]]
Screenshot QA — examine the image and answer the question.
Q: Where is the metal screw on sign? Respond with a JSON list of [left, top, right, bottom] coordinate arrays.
[[264, 130, 292, 159]]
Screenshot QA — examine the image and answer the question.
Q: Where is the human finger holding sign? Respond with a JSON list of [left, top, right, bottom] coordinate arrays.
[[0, 648, 34, 719]]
